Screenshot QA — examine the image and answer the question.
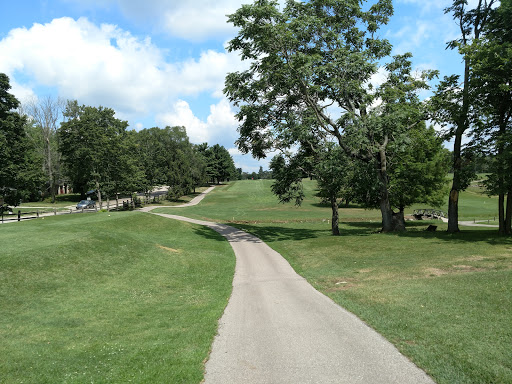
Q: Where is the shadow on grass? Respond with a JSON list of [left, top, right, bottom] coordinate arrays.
[[344, 220, 512, 245], [191, 217, 511, 246], [234, 224, 326, 242], [191, 222, 326, 243]]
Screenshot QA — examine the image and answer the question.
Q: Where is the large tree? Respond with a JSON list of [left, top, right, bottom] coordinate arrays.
[[467, 0, 512, 234], [135, 126, 203, 200], [225, 0, 436, 232], [58, 102, 137, 207], [23, 96, 65, 203], [0, 74, 43, 205], [202, 144, 236, 184], [431, 0, 497, 233], [352, 123, 451, 227]]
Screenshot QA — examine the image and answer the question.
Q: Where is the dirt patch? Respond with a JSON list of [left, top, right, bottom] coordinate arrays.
[[157, 245, 181, 253], [461, 255, 486, 262], [425, 268, 449, 277], [452, 264, 482, 271]]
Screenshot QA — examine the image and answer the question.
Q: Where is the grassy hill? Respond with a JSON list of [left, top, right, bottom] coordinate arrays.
[[0, 212, 234, 383], [2, 179, 510, 383]]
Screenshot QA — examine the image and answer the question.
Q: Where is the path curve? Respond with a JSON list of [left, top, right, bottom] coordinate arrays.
[[142, 188, 435, 383]]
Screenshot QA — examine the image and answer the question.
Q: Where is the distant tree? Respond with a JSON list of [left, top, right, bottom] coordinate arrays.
[[58, 102, 136, 207], [23, 96, 65, 202], [270, 142, 350, 236], [204, 144, 236, 184], [0, 74, 43, 205], [191, 145, 208, 192]]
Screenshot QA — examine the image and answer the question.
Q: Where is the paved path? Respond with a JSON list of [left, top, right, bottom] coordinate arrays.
[[142, 188, 435, 383]]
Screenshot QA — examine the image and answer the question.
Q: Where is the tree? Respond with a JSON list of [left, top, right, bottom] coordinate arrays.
[[135, 126, 201, 200], [0, 74, 43, 205], [225, 0, 436, 232], [431, 0, 497, 233], [270, 140, 350, 236], [352, 124, 451, 228], [24, 96, 65, 203], [466, 0, 512, 234], [203, 144, 236, 184], [58, 102, 136, 207]]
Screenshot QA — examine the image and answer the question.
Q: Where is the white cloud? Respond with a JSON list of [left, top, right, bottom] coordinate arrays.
[[156, 98, 239, 145], [0, 17, 245, 123], [63, 0, 247, 41], [156, 100, 209, 143]]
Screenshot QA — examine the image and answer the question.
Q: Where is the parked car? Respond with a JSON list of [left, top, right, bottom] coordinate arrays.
[[76, 200, 96, 210]]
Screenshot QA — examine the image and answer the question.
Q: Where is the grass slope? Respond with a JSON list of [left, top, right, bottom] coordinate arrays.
[[0, 212, 235, 383], [156, 179, 512, 384]]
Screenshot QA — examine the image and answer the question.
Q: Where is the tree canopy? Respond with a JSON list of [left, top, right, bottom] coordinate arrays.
[[0, 74, 43, 205], [225, 0, 436, 232]]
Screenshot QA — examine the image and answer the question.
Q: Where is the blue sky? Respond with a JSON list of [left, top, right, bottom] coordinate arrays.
[[0, 0, 468, 172]]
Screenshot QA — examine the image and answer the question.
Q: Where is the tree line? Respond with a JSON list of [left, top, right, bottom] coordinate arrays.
[[0, 78, 237, 208], [224, 0, 511, 235]]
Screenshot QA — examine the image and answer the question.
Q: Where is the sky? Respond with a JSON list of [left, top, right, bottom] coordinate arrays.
[[0, 0, 469, 172]]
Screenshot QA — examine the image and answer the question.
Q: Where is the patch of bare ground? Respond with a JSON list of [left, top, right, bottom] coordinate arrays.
[[157, 245, 181, 253], [425, 268, 449, 277]]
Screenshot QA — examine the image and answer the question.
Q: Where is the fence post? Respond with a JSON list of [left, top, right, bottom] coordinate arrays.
[[37, 210, 39, 218], [54, 208, 57, 216], [18, 210, 21, 221]]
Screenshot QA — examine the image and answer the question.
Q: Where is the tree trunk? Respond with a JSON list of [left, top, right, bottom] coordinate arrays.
[[506, 189, 512, 235], [392, 209, 406, 232], [447, 187, 460, 233], [96, 181, 102, 209], [47, 137, 55, 203], [377, 138, 399, 232], [448, 47, 472, 233], [330, 196, 340, 236], [499, 193, 506, 234]]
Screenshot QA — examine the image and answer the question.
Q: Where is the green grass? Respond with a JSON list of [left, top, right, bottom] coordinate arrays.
[[0, 212, 235, 383], [156, 179, 512, 384]]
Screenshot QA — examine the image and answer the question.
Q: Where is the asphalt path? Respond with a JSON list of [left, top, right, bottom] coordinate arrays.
[[142, 187, 435, 383]]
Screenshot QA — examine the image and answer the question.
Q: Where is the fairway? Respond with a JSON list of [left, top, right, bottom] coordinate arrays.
[[156, 179, 512, 384], [0, 212, 235, 383]]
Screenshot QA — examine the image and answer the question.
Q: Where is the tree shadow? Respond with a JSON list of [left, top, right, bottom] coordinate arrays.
[[344, 220, 512, 245], [190, 218, 512, 246], [233, 223, 326, 242]]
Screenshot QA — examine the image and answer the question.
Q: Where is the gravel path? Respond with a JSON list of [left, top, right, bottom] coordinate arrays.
[[143, 188, 435, 384]]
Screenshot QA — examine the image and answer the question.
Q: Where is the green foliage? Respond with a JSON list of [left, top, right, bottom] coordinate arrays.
[[431, 0, 498, 232], [58, 101, 140, 204], [0, 74, 44, 205], [156, 179, 511, 384], [225, 0, 437, 232], [464, 0, 512, 233], [200, 143, 236, 184], [354, 124, 451, 211], [0, 212, 235, 383]]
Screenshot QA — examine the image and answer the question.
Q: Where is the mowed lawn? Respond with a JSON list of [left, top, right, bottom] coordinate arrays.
[[156, 180, 512, 384], [0, 212, 235, 383]]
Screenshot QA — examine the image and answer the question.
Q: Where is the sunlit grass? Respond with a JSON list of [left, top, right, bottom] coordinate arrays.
[[157, 179, 512, 384], [0, 212, 235, 383]]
